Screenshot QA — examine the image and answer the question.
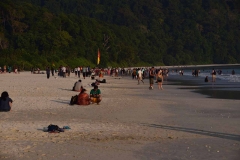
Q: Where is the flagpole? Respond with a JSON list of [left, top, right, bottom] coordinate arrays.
[[97, 48, 100, 66]]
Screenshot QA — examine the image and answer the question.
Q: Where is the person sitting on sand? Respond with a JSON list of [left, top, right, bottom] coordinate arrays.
[[77, 89, 90, 105], [90, 79, 100, 87], [91, 70, 95, 80], [90, 85, 102, 104], [0, 91, 13, 112], [72, 80, 83, 92]]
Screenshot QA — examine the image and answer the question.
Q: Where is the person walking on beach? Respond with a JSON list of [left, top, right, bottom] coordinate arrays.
[[212, 68, 216, 82], [132, 68, 137, 79], [62, 66, 66, 78], [51, 66, 54, 76], [0, 91, 13, 112], [149, 67, 155, 90], [82, 66, 87, 79], [77, 67, 81, 78], [46, 67, 50, 79], [74, 67, 77, 77], [157, 69, 163, 90], [137, 68, 144, 84]]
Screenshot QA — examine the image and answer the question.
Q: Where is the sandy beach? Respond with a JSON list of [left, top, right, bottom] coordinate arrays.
[[0, 72, 240, 160]]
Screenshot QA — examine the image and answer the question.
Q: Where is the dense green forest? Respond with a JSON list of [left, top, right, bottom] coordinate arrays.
[[0, 0, 240, 70]]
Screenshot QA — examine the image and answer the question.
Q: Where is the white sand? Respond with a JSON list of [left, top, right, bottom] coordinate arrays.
[[0, 72, 239, 160]]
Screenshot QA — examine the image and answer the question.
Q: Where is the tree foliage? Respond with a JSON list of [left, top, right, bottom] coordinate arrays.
[[0, 0, 239, 70]]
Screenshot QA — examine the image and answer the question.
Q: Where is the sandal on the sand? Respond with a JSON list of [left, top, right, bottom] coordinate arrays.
[[63, 126, 71, 129], [43, 127, 48, 132]]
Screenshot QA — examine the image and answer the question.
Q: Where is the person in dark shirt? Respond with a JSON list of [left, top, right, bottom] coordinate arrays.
[[46, 67, 50, 79], [0, 91, 13, 112], [205, 76, 209, 82], [149, 67, 155, 90]]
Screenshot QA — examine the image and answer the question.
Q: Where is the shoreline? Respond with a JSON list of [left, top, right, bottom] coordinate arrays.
[[158, 63, 240, 70], [166, 74, 240, 100]]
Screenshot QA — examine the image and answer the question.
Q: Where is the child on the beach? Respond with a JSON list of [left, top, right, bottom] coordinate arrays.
[[0, 91, 13, 112]]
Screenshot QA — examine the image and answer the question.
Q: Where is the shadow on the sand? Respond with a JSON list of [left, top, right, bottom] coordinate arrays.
[[58, 88, 73, 91], [51, 100, 70, 104], [142, 123, 240, 141]]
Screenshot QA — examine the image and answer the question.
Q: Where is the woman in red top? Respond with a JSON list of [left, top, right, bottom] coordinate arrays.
[[77, 89, 90, 105]]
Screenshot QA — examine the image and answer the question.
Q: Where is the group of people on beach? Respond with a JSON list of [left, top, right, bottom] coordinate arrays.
[[148, 67, 164, 90], [129, 67, 166, 90], [0, 65, 20, 74], [72, 79, 102, 105], [204, 68, 217, 82], [46, 66, 105, 80], [0, 80, 102, 112]]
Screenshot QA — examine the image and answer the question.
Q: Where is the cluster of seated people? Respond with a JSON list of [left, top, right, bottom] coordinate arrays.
[[77, 85, 102, 105], [72, 80, 102, 105]]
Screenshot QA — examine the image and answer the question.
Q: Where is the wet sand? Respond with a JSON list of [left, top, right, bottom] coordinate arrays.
[[0, 72, 240, 160], [167, 74, 240, 100]]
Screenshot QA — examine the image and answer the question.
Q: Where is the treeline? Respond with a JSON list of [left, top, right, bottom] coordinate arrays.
[[0, 0, 239, 70]]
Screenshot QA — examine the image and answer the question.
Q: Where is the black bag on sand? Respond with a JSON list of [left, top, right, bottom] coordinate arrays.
[[70, 95, 78, 105], [47, 124, 64, 133]]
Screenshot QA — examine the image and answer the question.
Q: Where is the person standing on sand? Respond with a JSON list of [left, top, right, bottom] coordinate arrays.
[[132, 68, 137, 79], [74, 67, 77, 77], [62, 66, 66, 78], [149, 67, 155, 90], [51, 66, 54, 76], [212, 68, 216, 82], [157, 69, 163, 90], [77, 66, 81, 78], [46, 67, 50, 79], [137, 68, 144, 84], [155, 67, 160, 82], [82, 66, 87, 79], [3, 65, 6, 73]]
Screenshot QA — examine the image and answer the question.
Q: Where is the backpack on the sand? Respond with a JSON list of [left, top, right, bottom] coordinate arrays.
[[47, 124, 64, 132], [70, 95, 78, 105]]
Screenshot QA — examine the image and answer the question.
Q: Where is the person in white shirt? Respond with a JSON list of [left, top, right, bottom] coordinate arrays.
[[72, 80, 83, 92], [77, 67, 81, 78], [74, 67, 78, 77], [137, 68, 144, 84], [62, 66, 66, 78]]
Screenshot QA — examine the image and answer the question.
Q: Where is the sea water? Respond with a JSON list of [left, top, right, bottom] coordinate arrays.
[[169, 68, 240, 83]]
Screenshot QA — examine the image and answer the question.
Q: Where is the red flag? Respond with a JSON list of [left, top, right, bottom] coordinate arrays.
[[97, 48, 100, 65]]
